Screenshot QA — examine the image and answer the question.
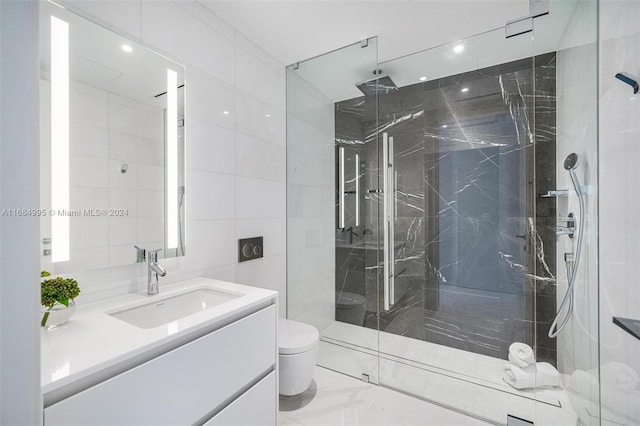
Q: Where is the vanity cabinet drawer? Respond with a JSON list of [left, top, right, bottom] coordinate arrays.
[[204, 372, 276, 426], [44, 305, 276, 426]]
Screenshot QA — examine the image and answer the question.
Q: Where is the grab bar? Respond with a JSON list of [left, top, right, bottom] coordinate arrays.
[[339, 146, 345, 229], [382, 133, 395, 310]]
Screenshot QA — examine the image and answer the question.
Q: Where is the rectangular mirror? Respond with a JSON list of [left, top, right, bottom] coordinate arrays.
[[39, 1, 186, 274]]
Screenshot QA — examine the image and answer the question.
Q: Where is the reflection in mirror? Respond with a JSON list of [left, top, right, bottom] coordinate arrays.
[[39, 1, 186, 274], [337, 145, 362, 235]]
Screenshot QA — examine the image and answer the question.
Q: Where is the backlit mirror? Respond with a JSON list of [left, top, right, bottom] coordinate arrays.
[[39, 1, 186, 274]]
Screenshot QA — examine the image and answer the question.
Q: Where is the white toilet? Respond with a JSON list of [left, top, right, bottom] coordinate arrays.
[[278, 319, 319, 396]]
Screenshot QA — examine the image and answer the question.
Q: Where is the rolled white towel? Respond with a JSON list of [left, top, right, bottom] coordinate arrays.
[[504, 364, 535, 389], [508, 342, 535, 368], [536, 362, 561, 387], [503, 362, 560, 390]]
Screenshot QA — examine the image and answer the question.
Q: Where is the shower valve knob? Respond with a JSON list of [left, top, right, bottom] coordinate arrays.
[[556, 213, 575, 238]]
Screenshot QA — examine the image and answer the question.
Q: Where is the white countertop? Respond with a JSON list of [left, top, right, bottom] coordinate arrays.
[[41, 277, 277, 398]]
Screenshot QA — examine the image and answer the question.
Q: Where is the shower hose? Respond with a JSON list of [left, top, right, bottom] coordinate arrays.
[[548, 169, 585, 339]]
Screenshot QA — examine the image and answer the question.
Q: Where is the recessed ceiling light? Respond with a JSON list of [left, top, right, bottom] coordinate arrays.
[[442, 124, 448, 128], [461, 87, 469, 93], [453, 44, 464, 54], [121, 44, 133, 53], [419, 76, 427, 82], [223, 110, 229, 115], [265, 114, 271, 117]]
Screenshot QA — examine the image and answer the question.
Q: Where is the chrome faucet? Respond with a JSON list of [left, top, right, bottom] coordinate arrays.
[[147, 248, 166, 295]]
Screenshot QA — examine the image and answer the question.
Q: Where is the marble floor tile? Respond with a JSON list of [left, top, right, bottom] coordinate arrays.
[[278, 366, 490, 426]]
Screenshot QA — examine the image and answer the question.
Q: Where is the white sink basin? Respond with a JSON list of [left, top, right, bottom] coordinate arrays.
[[109, 288, 242, 329]]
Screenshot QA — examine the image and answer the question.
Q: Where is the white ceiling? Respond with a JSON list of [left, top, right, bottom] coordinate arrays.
[[199, 0, 531, 65], [201, 1, 588, 102]]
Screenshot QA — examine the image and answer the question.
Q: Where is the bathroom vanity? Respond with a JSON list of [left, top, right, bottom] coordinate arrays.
[[41, 278, 278, 425]]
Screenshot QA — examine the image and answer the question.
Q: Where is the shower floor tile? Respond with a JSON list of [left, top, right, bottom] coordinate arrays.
[[279, 366, 490, 426]]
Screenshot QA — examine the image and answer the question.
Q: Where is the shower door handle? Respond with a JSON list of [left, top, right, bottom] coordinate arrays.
[[382, 133, 395, 311]]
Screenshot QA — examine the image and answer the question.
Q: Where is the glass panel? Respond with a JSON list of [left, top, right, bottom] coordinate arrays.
[[533, 1, 600, 425], [286, 3, 598, 424], [375, 28, 544, 423], [286, 39, 380, 382]]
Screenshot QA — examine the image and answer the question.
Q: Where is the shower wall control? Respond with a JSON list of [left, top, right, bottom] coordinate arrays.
[[238, 237, 263, 262], [556, 213, 575, 238]]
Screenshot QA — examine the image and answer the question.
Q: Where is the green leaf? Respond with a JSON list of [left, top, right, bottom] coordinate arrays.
[[56, 298, 69, 307]]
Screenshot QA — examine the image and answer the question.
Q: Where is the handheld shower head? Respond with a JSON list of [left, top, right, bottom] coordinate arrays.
[[564, 153, 579, 170], [549, 151, 586, 338]]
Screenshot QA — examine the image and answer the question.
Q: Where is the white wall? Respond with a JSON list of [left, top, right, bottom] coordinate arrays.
[[51, 0, 287, 311], [0, 1, 42, 424], [599, 1, 640, 424]]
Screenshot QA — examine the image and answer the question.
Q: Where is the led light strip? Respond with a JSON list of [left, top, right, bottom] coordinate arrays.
[[167, 69, 178, 249], [51, 16, 69, 262]]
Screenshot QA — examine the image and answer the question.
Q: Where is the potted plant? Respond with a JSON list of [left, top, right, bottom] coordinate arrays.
[[41, 270, 80, 328]]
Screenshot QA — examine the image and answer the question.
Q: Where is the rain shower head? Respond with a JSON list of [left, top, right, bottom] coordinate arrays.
[[564, 153, 579, 170], [356, 70, 398, 96]]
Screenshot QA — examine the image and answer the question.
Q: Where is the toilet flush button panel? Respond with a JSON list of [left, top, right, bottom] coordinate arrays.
[[238, 237, 263, 262]]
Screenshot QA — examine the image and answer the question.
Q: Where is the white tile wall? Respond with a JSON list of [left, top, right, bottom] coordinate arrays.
[[53, 0, 287, 316], [186, 67, 236, 130], [186, 169, 235, 220], [599, 2, 640, 424], [186, 118, 235, 175], [236, 177, 286, 219], [70, 123, 108, 157], [235, 134, 286, 182], [71, 155, 110, 188]]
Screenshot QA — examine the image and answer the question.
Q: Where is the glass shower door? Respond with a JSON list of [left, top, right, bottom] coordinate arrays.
[[287, 3, 599, 423], [375, 28, 550, 423]]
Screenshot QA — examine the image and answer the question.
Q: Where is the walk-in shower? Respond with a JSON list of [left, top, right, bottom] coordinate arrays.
[[286, 1, 599, 424]]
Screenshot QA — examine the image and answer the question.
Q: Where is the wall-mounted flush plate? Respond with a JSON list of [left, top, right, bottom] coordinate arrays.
[[238, 237, 263, 262]]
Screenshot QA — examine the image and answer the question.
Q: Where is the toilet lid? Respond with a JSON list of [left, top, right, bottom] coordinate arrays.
[[278, 319, 319, 355]]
